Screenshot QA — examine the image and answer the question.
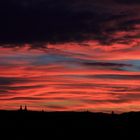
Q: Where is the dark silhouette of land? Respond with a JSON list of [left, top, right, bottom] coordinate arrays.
[[0, 108, 140, 138]]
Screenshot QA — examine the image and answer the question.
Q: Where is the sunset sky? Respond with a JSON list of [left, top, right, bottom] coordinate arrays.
[[0, 0, 140, 112]]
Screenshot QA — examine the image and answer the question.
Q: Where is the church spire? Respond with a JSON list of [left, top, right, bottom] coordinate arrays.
[[24, 105, 27, 111], [20, 105, 22, 111]]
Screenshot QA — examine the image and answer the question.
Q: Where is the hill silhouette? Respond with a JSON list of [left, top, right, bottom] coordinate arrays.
[[0, 109, 140, 139]]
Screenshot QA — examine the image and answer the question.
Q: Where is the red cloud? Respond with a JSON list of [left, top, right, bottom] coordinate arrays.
[[0, 35, 140, 112]]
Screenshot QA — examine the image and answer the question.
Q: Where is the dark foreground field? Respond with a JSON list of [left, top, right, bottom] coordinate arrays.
[[0, 110, 140, 139]]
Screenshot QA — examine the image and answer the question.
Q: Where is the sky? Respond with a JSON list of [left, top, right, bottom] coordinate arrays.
[[0, 0, 140, 112]]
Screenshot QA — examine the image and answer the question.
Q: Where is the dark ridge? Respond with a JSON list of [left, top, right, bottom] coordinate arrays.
[[0, 110, 140, 138]]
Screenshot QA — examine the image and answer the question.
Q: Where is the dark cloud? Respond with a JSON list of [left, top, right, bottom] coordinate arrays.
[[0, 77, 43, 96], [82, 99, 128, 104], [111, 87, 139, 92], [79, 61, 132, 71], [122, 93, 140, 99], [0, 85, 44, 91], [0, 77, 29, 85], [82, 74, 140, 80], [94, 74, 140, 80], [82, 62, 132, 67], [115, 0, 140, 4], [0, 0, 139, 47], [0, 0, 102, 44], [9, 97, 43, 101]]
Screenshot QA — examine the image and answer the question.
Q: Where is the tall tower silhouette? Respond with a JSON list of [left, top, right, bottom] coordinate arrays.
[[20, 105, 23, 111], [24, 105, 27, 111], [111, 111, 115, 115]]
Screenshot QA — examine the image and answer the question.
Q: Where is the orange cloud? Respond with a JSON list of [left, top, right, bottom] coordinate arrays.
[[0, 35, 140, 113]]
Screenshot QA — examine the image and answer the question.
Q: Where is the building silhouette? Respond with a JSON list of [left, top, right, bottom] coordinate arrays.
[[24, 105, 27, 111], [111, 111, 115, 115], [20, 105, 23, 111], [19, 105, 28, 112]]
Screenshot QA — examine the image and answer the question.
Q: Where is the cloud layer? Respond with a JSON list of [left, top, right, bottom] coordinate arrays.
[[0, 0, 140, 112], [0, 46, 140, 112], [0, 0, 140, 46]]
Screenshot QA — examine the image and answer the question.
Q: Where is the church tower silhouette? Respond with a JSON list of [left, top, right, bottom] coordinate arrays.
[[19, 105, 28, 111], [24, 105, 27, 111], [20, 105, 23, 111]]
